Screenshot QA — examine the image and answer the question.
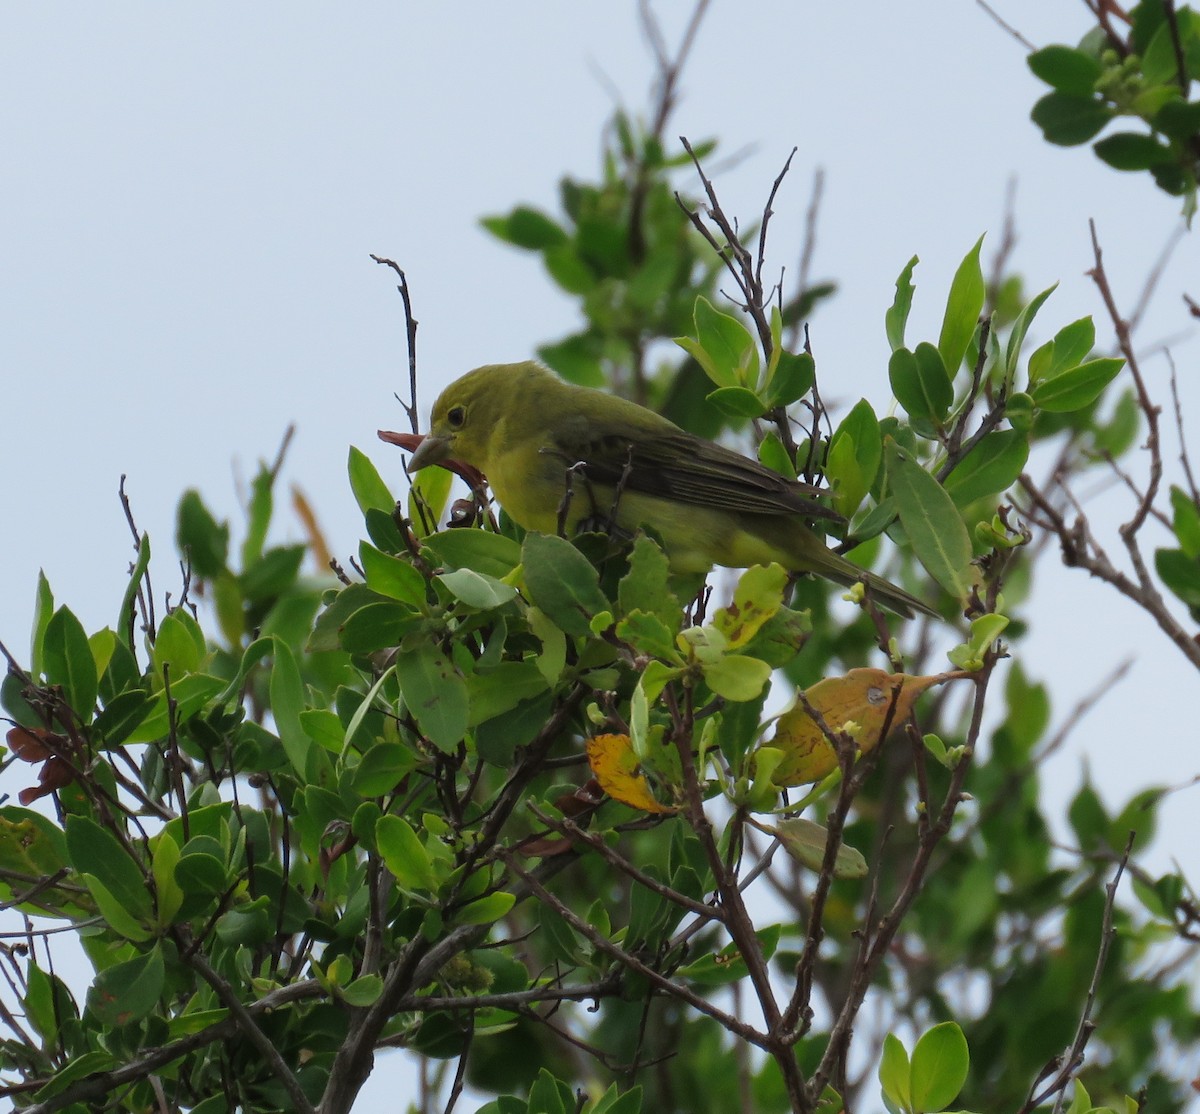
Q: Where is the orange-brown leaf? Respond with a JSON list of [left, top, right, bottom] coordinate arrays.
[[771, 668, 959, 787], [586, 733, 675, 814]]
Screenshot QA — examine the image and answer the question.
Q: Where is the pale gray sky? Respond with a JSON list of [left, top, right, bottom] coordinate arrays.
[[2, 3, 1197, 1105]]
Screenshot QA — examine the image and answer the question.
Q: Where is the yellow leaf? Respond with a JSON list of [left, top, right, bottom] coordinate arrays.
[[586, 733, 676, 814], [771, 668, 962, 786]]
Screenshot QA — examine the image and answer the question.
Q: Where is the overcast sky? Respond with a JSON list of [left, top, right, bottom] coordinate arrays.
[[2, 3, 1198, 1104]]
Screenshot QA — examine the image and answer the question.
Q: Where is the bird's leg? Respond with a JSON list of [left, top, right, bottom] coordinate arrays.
[[554, 461, 586, 538], [604, 446, 636, 534]]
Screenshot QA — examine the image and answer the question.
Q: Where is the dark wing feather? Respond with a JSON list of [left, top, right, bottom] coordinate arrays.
[[545, 414, 843, 523]]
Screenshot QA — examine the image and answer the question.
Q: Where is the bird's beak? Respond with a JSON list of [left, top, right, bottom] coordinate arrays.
[[405, 432, 453, 474]]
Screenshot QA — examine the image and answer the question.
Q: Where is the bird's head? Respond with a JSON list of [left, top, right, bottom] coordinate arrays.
[[407, 362, 550, 476]]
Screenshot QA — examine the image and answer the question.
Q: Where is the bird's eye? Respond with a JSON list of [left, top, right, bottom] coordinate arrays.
[[447, 406, 466, 429]]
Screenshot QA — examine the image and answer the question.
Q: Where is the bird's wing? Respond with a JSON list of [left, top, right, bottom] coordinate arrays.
[[545, 418, 843, 523]]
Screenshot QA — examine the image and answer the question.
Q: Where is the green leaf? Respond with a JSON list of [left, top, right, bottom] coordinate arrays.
[[909, 1021, 969, 1112], [1028, 316, 1095, 384], [396, 643, 469, 753], [480, 205, 568, 249], [116, 535, 153, 653], [240, 544, 305, 603], [828, 399, 882, 518], [712, 564, 788, 649], [1027, 45, 1104, 95], [437, 568, 519, 610], [617, 535, 679, 627], [454, 891, 516, 925], [65, 815, 151, 920], [176, 490, 229, 579], [408, 464, 454, 536], [351, 742, 419, 797], [1155, 547, 1200, 610], [270, 636, 310, 775], [938, 236, 985, 379], [1003, 283, 1057, 384], [764, 350, 815, 407], [152, 609, 206, 682], [339, 601, 423, 654], [86, 944, 165, 1027], [341, 974, 384, 1007], [705, 385, 766, 418], [943, 430, 1029, 506], [679, 296, 759, 388], [423, 529, 523, 578], [241, 463, 274, 569], [348, 445, 396, 516], [1169, 486, 1200, 558], [1094, 131, 1174, 171], [775, 817, 868, 879], [376, 815, 437, 891], [700, 655, 771, 701], [889, 345, 951, 424], [43, 606, 99, 725], [886, 440, 976, 599], [151, 832, 184, 927], [1031, 91, 1111, 145], [879, 1033, 912, 1113], [521, 533, 611, 637], [467, 661, 550, 725], [885, 255, 919, 352], [359, 543, 429, 606], [30, 570, 55, 679], [1031, 357, 1123, 412]]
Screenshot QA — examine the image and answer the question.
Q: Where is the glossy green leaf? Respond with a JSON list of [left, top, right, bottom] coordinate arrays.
[[885, 255, 919, 352], [1155, 548, 1200, 609], [1027, 45, 1103, 95], [467, 661, 549, 725], [775, 817, 868, 879], [706, 385, 766, 418], [879, 1033, 912, 1112], [701, 654, 771, 701], [1094, 132, 1174, 171], [351, 742, 419, 797], [43, 606, 98, 725], [270, 636, 310, 774], [176, 490, 229, 579], [86, 944, 164, 1027], [348, 445, 396, 516], [1031, 357, 1123, 412], [454, 891, 516, 925], [886, 441, 976, 599], [396, 643, 469, 753], [1003, 283, 1057, 383], [376, 815, 437, 891], [359, 543, 428, 606], [938, 236, 985, 379], [1031, 91, 1111, 145], [480, 205, 567, 249], [690, 295, 759, 388], [764, 350, 815, 407], [424, 528, 522, 578], [66, 815, 151, 920], [889, 343, 951, 423], [152, 609, 206, 682], [828, 398, 882, 518], [944, 430, 1029, 506], [522, 533, 610, 637], [909, 1021, 969, 1112], [437, 567, 519, 610], [1169, 486, 1200, 558]]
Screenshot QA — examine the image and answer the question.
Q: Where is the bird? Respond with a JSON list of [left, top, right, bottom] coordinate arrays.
[[404, 361, 934, 618]]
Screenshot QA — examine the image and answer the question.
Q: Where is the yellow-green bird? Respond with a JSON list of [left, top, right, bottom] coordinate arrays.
[[406, 362, 934, 618]]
